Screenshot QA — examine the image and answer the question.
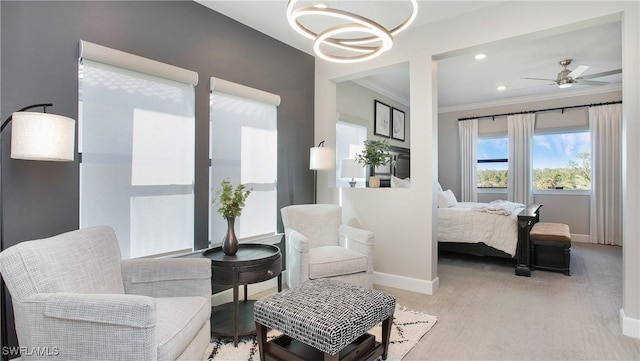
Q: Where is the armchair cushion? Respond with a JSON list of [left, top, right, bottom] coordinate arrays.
[[155, 297, 211, 361], [309, 246, 368, 279]]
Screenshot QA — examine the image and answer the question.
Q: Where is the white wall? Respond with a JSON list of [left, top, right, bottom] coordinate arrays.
[[337, 81, 411, 150], [315, 1, 639, 337]]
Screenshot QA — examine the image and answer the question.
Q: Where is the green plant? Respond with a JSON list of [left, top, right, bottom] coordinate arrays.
[[213, 178, 252, 218], [356, 139, 391, 168]]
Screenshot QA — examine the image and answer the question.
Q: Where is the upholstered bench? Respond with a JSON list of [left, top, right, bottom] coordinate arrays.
[[253, 279, 396, 361], [530, 222, 572, 276]]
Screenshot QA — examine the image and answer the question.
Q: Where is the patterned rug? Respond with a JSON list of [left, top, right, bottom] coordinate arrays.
[[204, 305, 437, 361]]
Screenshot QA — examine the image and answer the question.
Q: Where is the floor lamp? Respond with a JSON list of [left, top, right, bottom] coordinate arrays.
[[0, 103, 75, 356], [309, 141, 334, 203]]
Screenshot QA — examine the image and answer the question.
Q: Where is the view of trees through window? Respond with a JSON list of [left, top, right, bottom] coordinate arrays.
[[476, 131, 591, 190], [532, 132, 591, 190], [477, 137, 508, 188]]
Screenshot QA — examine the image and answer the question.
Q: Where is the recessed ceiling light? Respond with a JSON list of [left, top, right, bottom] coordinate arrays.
[[475, 53, 487, 60], [497, 85, 506, 91]]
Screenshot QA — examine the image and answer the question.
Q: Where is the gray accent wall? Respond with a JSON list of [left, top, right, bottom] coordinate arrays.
[[0, 0, 314, 352]]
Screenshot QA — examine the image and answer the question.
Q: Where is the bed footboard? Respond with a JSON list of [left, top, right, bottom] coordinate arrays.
[[515, 204, 542, 277]]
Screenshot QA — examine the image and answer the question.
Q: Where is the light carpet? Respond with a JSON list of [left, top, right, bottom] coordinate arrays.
[[204, 305, 437, 361]]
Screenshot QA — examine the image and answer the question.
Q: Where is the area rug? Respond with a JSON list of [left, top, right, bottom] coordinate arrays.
[[204, 305, 437, 361]]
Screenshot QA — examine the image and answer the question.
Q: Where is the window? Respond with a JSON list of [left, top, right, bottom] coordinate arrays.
[[335, 121, 367, 187], [79, 57, 196, 259], [533, 131, 590, 190], [209, 79, 279, 244], [477, 137, 508, 188]]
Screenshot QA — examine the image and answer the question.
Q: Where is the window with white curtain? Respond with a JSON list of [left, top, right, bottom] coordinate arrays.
[[209, 78, 279, 244], [78, 41, 196, 259], [335, 121, 367, 187]]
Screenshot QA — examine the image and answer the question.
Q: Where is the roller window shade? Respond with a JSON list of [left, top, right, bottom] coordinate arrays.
[[79, 40, 198, 86], [210, 77, 281, 106]]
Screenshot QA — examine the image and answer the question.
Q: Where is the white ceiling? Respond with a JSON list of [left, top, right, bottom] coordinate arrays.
[[196, 1, 622, 110]]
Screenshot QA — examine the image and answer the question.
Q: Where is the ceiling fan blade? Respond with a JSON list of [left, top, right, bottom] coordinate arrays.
[[578, 80, 609, 86], [567, 65, 589, 79], [578, 68, 622, 80], [522, 77, 556, 82]]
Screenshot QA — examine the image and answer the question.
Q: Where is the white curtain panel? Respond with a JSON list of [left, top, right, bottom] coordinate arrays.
[[507, 113, 535, 205], [589, 104, 622, 246], [458, 118, 478, 202]]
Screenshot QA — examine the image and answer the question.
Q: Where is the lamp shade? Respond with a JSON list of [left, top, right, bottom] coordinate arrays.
[[340, 158, 363, 179], [10, 112, 75, 161], [309, 146, 335, 170]]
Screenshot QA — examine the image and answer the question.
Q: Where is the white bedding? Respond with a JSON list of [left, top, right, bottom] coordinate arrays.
[[438, 201, 525, 257]]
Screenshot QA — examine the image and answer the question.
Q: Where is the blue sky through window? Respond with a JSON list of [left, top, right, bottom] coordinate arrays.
[[477, 138, 507, 171], [478, 138, 508, 159], [477, 133, 590, 169], [533, 132, 590, 169]]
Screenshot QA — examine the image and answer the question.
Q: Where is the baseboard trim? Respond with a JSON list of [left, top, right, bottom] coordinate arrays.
[[620, 308, 640, 339], [212, 270, 439, 303], [571, 234, 590, 243], [373, 271, 439, 295]]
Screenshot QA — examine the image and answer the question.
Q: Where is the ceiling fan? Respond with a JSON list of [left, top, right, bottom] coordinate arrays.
[[523, 59, 622, 88]]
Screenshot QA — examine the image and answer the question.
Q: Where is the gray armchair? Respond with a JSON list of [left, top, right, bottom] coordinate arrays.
[[281, 204, 374, 289], [0, 226, 211, 361]]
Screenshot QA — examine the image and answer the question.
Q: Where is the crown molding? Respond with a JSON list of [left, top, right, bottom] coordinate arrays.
[[438, 83, 622, 113], [352, 78, 410, 107]]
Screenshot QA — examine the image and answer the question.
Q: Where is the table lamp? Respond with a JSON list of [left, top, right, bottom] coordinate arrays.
[[340, 158, 362, 188]]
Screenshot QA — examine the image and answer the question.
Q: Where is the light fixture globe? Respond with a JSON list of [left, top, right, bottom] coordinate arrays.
[[287, 0, 418, 63], [557, 78, 574, 88]]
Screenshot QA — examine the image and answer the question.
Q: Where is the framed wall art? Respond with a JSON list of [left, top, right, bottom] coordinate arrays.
[[374, 100, 391, 137], [392, 107, 405, 141]]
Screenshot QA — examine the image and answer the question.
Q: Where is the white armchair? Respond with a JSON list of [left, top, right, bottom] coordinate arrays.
[[0, 226, 212, 361], [281, 204, 374, 289]]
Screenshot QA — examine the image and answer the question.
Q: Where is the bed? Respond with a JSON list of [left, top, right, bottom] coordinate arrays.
[[436, 190, 542, 276]]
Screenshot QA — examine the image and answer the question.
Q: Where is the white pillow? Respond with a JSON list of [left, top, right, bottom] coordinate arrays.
[[391, 176, 411, 188], [438, 189, 458, 208], [436, 181, 443, 192]]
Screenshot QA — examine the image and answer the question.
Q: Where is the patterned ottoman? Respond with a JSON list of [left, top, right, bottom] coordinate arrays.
[[254, 279, 396, 361]]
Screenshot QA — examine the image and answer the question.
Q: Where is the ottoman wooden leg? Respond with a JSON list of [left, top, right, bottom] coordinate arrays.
[[381, 314, 394, 360], [255, 322, 267, 361]]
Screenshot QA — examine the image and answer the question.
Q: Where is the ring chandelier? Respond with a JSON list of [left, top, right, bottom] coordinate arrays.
[[286, 0, 418, 63]]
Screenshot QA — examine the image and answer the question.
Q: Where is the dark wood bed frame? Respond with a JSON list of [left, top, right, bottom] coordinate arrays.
[[439, 204, 542, 277]]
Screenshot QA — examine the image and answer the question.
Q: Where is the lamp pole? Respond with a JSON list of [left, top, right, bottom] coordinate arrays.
[[0, 103, 55, 357], [0, 103, 53, 132]]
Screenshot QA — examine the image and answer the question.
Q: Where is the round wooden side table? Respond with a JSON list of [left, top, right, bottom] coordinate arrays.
[[203, 244, 282, 347]]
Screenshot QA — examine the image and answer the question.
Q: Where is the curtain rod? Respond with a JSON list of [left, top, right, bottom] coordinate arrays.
[[457, 100, 622, 121]]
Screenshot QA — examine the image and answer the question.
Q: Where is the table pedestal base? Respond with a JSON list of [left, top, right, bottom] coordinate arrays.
[[211, 300, 257, 338]]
